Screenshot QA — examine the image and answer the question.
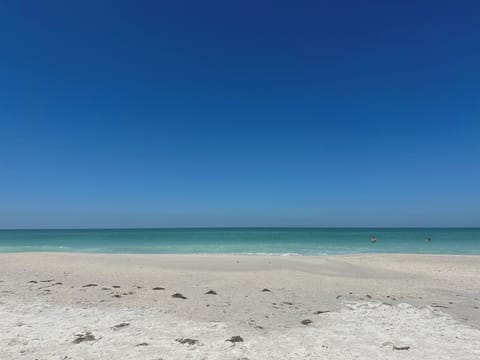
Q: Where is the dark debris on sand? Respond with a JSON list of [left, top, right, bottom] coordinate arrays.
[[112, 285, 121, 288], [172, 293, 187, 300], [176, 338, 199, 345], [226, 336, 244, 343], [205, 290, 217, 295], [72, 332, 96, 344], [261, 288, 272, 292], [301, 319, 313, 325], [136, 342, 149, 347], [393, 346, 410, 351], [82, 284, 98, 287], [112, 322, 130, 331], [313, 310, 330, 315], [382, 342, 410, 351], [153, 287, 165, 290], [431, 304, 449, 308], [112, 294, 122, 298]]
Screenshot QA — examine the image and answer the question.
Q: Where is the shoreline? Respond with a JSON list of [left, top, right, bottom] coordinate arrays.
[[2, 251, 480, 257], [1, 253, 479, 359]]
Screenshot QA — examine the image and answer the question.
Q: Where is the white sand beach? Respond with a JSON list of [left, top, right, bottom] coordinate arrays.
[[1, 253, 479, 359]]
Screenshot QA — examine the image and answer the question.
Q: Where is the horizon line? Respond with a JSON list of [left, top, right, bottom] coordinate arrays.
[[1, 226, 479, 231]]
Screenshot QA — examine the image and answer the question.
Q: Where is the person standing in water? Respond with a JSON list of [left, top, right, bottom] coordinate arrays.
[[370, 235, 377, 243], [425, 237, 432, 243]]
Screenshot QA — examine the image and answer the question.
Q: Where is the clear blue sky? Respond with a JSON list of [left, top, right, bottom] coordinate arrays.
[[1, 1, 479, 228]]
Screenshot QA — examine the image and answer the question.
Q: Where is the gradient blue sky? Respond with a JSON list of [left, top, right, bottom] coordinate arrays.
[[1, 0, 479, 228]]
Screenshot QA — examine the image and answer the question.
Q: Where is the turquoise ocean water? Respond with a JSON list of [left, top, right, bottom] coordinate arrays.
[[0, 228, 479, 255]]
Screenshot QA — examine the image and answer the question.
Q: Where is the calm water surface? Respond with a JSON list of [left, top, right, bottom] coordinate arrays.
[[0, 228, 479, 255]]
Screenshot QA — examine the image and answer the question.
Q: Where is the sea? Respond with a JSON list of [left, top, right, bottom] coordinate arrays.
[[0, 228, 479, 255]]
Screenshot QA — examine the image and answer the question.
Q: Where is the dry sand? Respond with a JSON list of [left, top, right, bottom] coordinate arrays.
[[0, 253, 479, 359]]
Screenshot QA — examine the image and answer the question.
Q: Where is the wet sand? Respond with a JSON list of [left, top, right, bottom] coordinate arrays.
[[1, 253, 479, 359]]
